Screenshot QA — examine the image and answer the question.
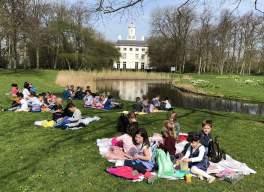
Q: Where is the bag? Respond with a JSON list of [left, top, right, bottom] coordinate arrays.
[[208, 136, 226, 163], [117, 113, 129, 133], [156, 149, 185, 180]]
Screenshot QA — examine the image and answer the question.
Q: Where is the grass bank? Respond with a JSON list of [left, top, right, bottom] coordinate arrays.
[[173, 74, 264, 103]]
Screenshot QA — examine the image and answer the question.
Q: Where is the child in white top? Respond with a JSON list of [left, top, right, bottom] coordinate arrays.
[[181, 133, 215, 183]]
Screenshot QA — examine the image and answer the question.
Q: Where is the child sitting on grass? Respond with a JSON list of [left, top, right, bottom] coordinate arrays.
[[124, 128, 156, 182], [168, 112, 181, 137], [181, 133, 215, 183], [200, 120, 213, 152], [10, 83, 19, 97], [159, 120, 177, 162], [15, 93, 29, 112], [51, 98, 64, 121], [132, 97, 143, 112], [83, 90, 94, 107], [67, 103, 82, 123]]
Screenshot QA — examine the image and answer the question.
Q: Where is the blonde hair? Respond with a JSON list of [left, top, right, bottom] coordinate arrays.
[[162, 120, 176, 139]]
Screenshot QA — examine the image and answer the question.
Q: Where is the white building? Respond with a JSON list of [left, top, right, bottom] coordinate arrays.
[[113, 23, 150, 70]]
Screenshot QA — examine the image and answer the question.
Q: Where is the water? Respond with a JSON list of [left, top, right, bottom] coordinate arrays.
[[96, 80, 264, 115]]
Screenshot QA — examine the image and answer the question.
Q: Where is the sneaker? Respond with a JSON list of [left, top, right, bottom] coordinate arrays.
[[147, 174, 157, 184], [198, 175, 204, 181], [208, 176, 216, 184]]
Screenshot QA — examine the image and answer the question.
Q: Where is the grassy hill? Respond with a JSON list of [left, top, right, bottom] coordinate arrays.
[[0, 70, 263, 192]]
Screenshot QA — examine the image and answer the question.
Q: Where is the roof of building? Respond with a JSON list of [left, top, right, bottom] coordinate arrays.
[[116, 40, 148, 47]]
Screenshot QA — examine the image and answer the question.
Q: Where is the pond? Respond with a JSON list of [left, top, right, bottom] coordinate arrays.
[[96, 80, 264, 115]]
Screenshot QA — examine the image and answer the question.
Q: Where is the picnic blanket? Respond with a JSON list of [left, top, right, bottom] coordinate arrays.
[[97, 135, 256, 178], [34, 116, 100, 130]]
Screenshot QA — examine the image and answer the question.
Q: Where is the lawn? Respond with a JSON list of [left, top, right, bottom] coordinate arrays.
[[175, 74, 264, 103], [0, 70, 263, 192]]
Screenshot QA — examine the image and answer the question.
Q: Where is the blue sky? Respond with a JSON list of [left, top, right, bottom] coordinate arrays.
[[68, 0, 260, 41]]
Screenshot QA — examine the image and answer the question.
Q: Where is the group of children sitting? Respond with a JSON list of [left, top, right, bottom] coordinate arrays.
[[113, 112, 216, 183], [63, 85, 121, 110], [63, 85, 90, 100], [6, 82, 57, 112], [133, 95, 172, 113]]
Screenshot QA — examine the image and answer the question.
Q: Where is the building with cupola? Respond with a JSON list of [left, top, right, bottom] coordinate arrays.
[[113, 23, 149, 70]]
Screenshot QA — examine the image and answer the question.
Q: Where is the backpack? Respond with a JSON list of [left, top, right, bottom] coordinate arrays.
[[208, 136, 226, 163], [117, 113, 129, 133]]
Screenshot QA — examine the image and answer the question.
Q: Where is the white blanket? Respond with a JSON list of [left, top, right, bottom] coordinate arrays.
[[97, 137, 256, 176], [176, 141, 256, 175]]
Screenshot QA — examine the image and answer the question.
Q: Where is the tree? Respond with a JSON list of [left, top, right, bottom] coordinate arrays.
[[149, 6, 195, 72]]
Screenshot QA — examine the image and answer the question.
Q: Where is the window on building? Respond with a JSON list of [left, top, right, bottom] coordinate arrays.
[[141, 62, 144, 70], [136, 48, 139, 51], [117, 62, 120, 69], [142, 48, 145, 52], [135, 62, 139, 70], [122, 53, 126, 59], [141, 54, 145, 60], [123, 48, 127, 51], [130, 48, 133, 51], [135, 54, 139, 59], [123, 62, 126, 70]]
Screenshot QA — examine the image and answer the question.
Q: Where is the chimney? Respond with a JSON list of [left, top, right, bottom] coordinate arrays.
[[118, 35, 122, 40], [141, 36, 145, 41]]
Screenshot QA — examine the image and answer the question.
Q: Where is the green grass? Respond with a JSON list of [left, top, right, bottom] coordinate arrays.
[[0, 70, 263, 192], [175, 74, 264, 102]]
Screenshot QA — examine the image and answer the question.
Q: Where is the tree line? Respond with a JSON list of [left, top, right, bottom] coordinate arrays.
[[148, 7, 264, 75], [0, 0, 119, 70]]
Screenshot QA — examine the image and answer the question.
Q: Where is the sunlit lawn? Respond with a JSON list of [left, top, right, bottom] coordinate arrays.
[[0, 70, 263, 192]]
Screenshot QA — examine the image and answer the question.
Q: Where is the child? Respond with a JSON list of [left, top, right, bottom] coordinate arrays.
[[6, 92, 22, 111], [16, 93, 29, 112], [28, 93, 42, 112], [46, 92, 57, 107], [132, 97, 143, 112], [51, 97, 64, 121], [142, 95, 149, 113], [200, 120, 213, 151], [163, 97, 172, 111], [148, 100, 155, 113], [152, 95, 160, 109], [67, 103, 82, 122], [29, 82, 37, 94], [124, 128, 155, 181], [169, 112, 181, 137], [161, 120, 176, 139], [85, 86, 91, 93], [10, 83, 19, 97], [159, 120, 177, 162], [69, 85, 75, 98], [74, 86, 84, 100], [104, 95, 113, 110], [63, 86, 71, 100], [83, 90, 94, 107], [22, 82, 31, 100], [181, 133, 215, 183]]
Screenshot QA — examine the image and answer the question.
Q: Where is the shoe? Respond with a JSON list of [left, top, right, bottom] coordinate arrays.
[[144, 172, 157, 184], [198, 175, 204, 181], [147, 174, 157, 184], [208, 176, 216, 184]]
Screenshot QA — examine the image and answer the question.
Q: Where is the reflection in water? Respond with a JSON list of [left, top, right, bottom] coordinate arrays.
[[96, 80, 166, 101], [96, 80, 264, 115]]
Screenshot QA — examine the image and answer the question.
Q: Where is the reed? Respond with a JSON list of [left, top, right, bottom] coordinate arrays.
[[55, 70, 172, 90]]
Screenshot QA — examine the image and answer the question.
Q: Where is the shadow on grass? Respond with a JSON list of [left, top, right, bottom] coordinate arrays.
[[0, 118, 116, 182]]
